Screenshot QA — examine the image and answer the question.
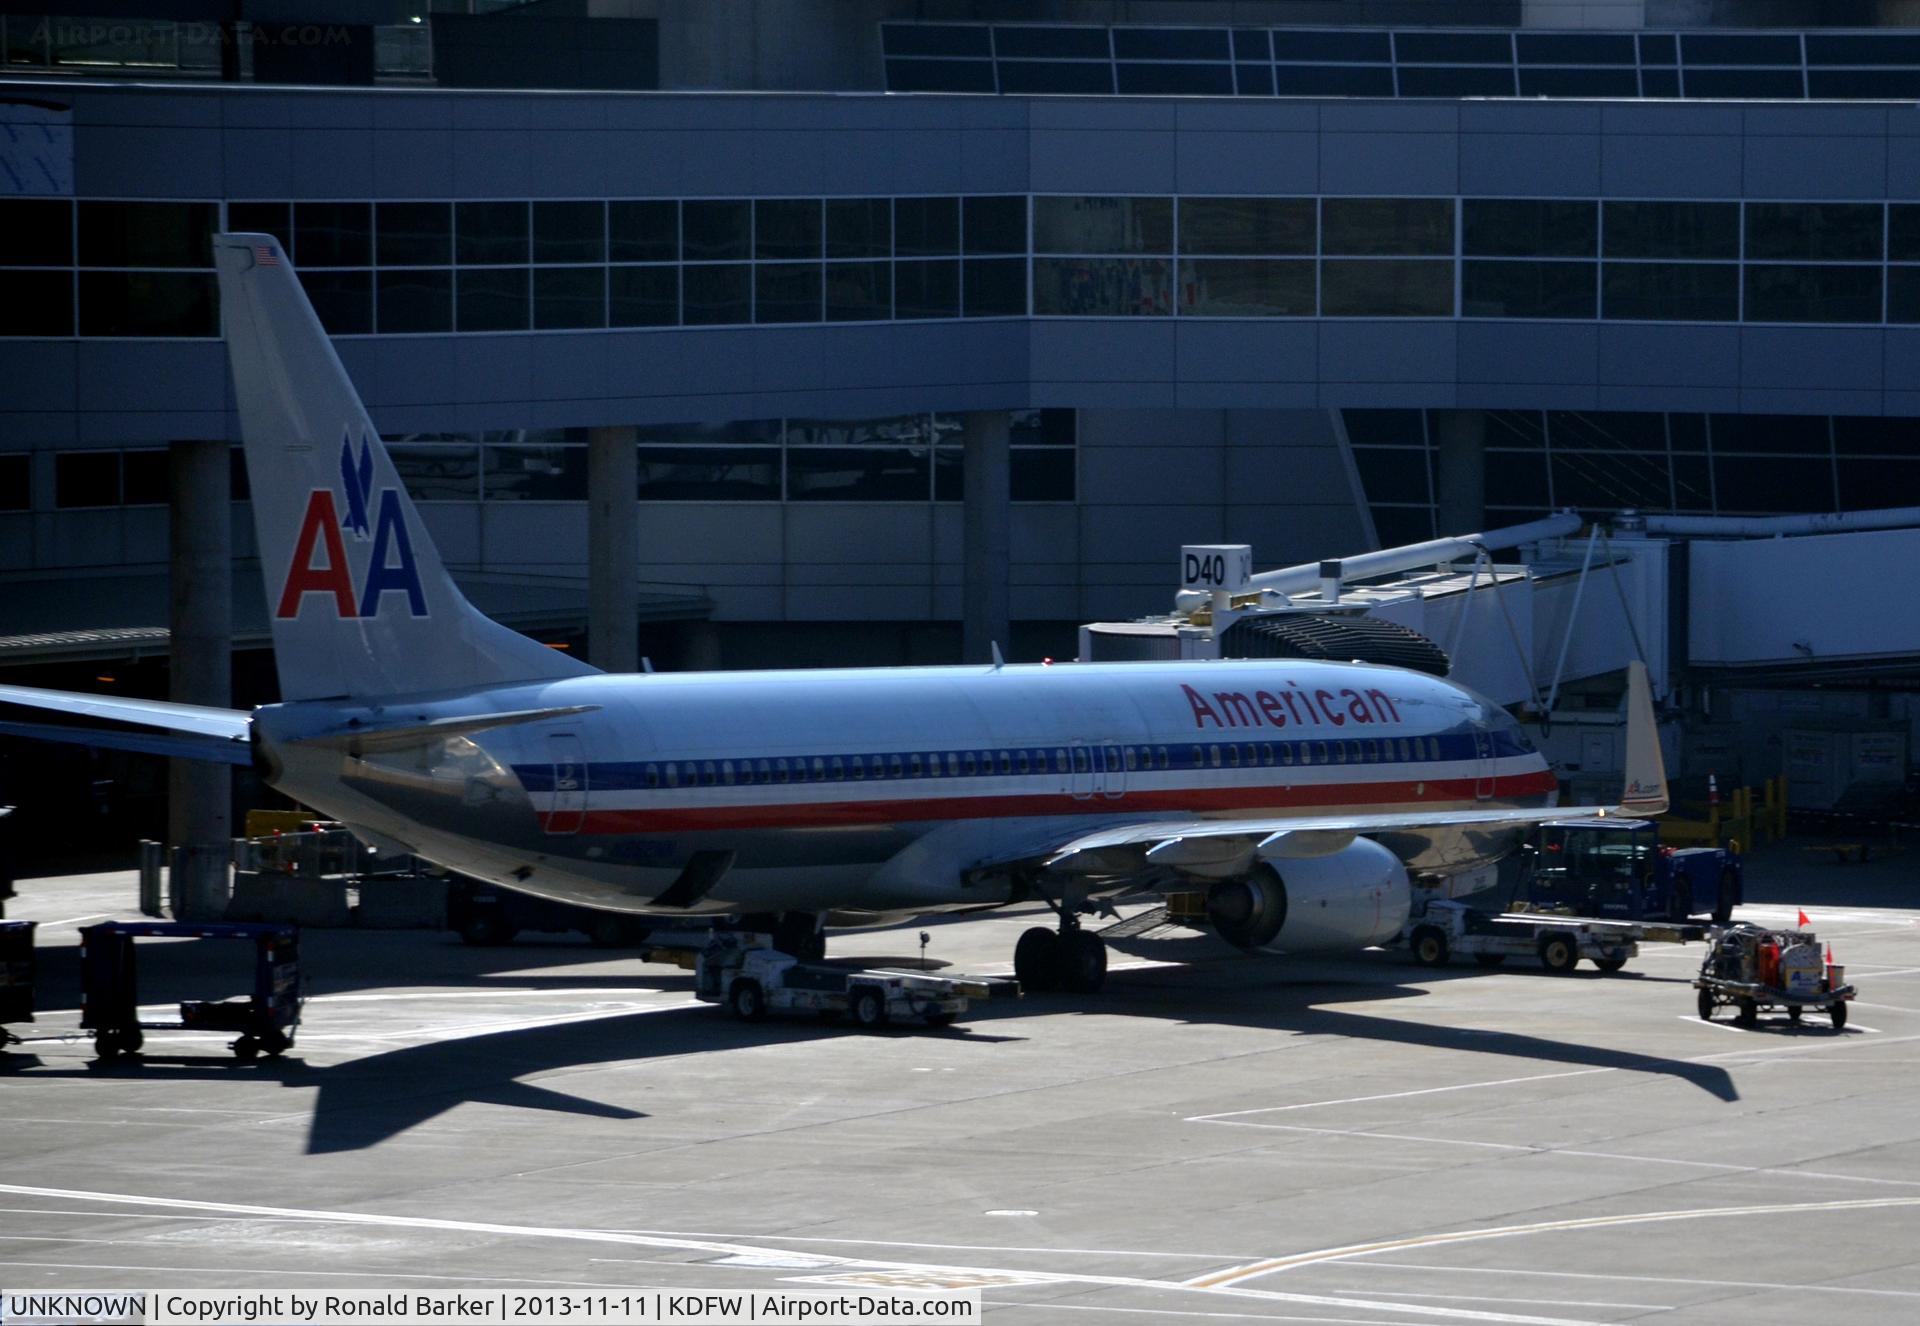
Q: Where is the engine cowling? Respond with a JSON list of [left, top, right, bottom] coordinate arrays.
[[1205, 838, 1412, 954]]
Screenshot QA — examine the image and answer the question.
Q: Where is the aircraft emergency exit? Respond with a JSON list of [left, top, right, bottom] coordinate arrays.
[[0, 234, 1669, 994]]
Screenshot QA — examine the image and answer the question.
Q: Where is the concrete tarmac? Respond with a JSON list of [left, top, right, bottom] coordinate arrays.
[[3, 843, 1919, 1323]]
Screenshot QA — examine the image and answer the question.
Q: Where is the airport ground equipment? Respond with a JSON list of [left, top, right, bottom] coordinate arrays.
[[1695, 923, 1855, 1030], [693, 932, 1018, 1030], [79, 921, 301, 1061], [0, 920, 33, 1050], [1404, 898, 1654, 973], [1520, 817, 1741, 924]]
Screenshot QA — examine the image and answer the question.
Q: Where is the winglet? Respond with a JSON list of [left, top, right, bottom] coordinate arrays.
[[1619, 660, 1669, 816], [990, 641, 1005, 669]]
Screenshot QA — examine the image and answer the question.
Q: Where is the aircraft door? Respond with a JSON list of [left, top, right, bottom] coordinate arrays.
[[1100, 742, 1127, 799], [1473, 728, 1495, 800], [1069, 741, 1095, 800], [547, 732, 588, 834]]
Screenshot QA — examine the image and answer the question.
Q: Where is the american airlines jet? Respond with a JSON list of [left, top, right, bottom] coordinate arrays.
[[0, 234, 1668, 994]]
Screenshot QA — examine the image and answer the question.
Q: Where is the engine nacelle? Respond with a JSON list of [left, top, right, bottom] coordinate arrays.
[[1205, 838, 1412, 954]]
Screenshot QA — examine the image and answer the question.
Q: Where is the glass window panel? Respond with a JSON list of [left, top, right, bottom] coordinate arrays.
[[609, 200, 677, 263], [895, 197, 959, 256], [636, 446, 781, 501], [1179, 259, 1315, 316], [787, 447, 930, 501], [388, 443, 479, 500], [1342, 408, 1424, 445], [456, 267, 529, 331], [1396, 31, 1512, 63], [1744, 265, 1882, 323], [1232, 29, 1270, 60], [1273, 30, 1390, 61], [1602, 262, 1738, 320], [755, 261, 822, 323], [455, 201, 528, 265], [77, 271, 216, 336], [78, 201, 216, 268], [1485, 450, 1549, 508], [827, 199, 891, 259], [1806, 33, 1920, 65], [1640, 68, 1680, 97], [1669, 413, 1707, 452], [1518, 67, 1641, 97], [895, 259, 958, 318], [483, 444, 588, 500], [755, 198, 822, 261], [1712, 455, 1835, 514], [1034, 196, 1171, 254], [293, 202, 371, 268], [0, 455, 28, 511], [1010, 407, 1076, 446], [881, 24, 991, 58], [1112, 28, 1228, 60], [121, 450, 167, 506], [1351, 447, 1431, 503], [0, 270, 73, 335], [300, 269, 372, 335], [963, 196, 1025, 255], [884, 58, 996, 93], [1551, 450, 1672, 511], [1179, 198, 1314, 255], [1604, 201, 1738, 259], [1682, 69, 1805, 98], [682, 264, 750, 324], [1681, 33, 1802, 65], [1322, 198, 1452, 256], [1486, 409, 1547, 449], [4, 199, 73, 266], [1235, 63, 1275, 95], [533, 201, 604, 264], [1837, 458, 1920, 509], [1396, 66, 1516, 97], [376, 201, 451, 267], [637, 420, 781, 446], [963, 258, 1025, 316], [1888, 267, 1920, 324], [1274, 65, 1395, 95], [788, 415, 929, 447], [1320, 259, 1452, 316], [1116, 63, 1235, 95], [933, 450, 961, 501], [1011, 448, 1074, 501], [1638, 33, 1678, 64], [1808, 69, 1920, 98], [1892, 209, 1920, 264], [996, 61, 1115, 94], [826, 261, 891, 320], [1745, 203, 1882, 262], [1708, 414, 1831, 455], [378, 268, 452, 333], [1671, 453, 1712, 509], [534, 266, 605, 329], [1463, 199, 1596, 257], [992, 26, 1110, 59], [1372, 507, 1436, 547], [614, 264, 683, 326], [55, 452, 118, 507], [1033, 257, 1172, 315], [1515, 32, 1636, 64], [1833, 416, 1920, 454], [682, 199, 750, 262], [227, 202, 292, 253], [1547, 410, 1668, 451], [1461, 260, 1595, 318]]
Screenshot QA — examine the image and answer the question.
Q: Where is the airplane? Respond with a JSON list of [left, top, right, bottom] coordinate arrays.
[[0, 232, 1669, 994]]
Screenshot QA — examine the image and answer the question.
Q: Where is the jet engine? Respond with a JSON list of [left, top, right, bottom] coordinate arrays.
[[1205, 838, 1412, 954]]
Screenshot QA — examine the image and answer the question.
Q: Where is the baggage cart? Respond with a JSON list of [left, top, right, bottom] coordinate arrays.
[[80, 921, 302, 1061], [1694, 923, 1855, 1029]]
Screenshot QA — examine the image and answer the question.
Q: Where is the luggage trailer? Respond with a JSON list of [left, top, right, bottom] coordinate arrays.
[[1404, 897, 1709, 974], [80, 921, 301, 1061]]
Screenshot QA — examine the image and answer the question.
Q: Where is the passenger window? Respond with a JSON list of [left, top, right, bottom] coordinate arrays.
[[1280, 743, 1294, 766], [1054, 748, 1068, 773], [1124, 747, 1138, 772], [1244, 743, 1257, 766], [889, 754, 904, 778], [722, 760, 735, 785], [830, 756, 844, 781], [963, 751, 977, 776], [1333, 743, 1347, 765], [1156, 746, 1169, 770], [1190, 745, 1204, 769], [775, 758, 790, 783], [1227, 744, 1241, 767], [994, 750, 1009, 774], [1209, 745, 1222, 768], [812, 757, 826, 781], [946, 752, 959, 776], [1313, 741, 1328, 764], [1017, 749, 1031, 774], [645, 763, 659, 789], [701, 760, 717, 787], [665, 762, 679, 788], [1073, 747, 1090, 773], [851, 755, 866, 780], [909, 753, 923, 778], [1398, 738, 1410, 761]]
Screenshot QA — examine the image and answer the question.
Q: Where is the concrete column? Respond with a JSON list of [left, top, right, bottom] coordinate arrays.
[[1433, 409, 1487, 537], [167, 439, 232, 921], [587, 425, 639, 673], [961, 410, 1012, 664]]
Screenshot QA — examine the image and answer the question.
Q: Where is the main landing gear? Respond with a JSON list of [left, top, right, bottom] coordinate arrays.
[[1014, 914, 1108, 995]]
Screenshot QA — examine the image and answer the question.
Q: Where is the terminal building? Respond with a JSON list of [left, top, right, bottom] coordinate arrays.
[[3, 1, 1919, 854]]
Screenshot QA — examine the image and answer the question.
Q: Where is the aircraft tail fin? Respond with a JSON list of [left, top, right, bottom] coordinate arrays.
[[1619, 660, 1669, 817], [213, 233, 597, 701]]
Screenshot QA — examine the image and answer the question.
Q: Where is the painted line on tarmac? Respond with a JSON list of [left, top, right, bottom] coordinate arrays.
[[1183, 1196, 1920, 1289], [34, 913, 111, 929], [1357, 1259, 1920, 1301], [1187, 1068, 1616, 1122]]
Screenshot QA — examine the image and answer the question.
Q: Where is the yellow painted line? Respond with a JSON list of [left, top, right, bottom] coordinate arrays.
[[1186, 1196, 1920, 1289]]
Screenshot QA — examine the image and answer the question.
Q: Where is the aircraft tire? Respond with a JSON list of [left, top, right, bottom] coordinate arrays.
[[233, 1035, 260, 1062], [1060, 931, 1107, 994], [1014, 927, 1062, 993]]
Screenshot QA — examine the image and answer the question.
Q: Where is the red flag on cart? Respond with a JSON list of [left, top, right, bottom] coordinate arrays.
[[1798, 909, 1811, 928]]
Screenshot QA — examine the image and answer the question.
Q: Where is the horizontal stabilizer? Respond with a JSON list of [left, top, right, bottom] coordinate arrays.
[[0, 684, 251, 742], [294, 705, 601, 754], [0, 719, 254, 766]]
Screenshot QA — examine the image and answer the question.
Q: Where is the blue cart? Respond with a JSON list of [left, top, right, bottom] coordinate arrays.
[[79, 921, 301, 1061], [0, 920, 33, 1050]]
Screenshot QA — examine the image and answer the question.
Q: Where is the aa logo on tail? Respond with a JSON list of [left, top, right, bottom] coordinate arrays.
[[275, 431, 428, 620]]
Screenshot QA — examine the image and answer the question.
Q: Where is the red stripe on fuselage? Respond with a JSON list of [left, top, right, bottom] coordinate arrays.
[[537, 768, 1560, 834]]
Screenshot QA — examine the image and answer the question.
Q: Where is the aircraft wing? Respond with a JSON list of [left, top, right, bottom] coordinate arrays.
[[0, 684, 253, 764]]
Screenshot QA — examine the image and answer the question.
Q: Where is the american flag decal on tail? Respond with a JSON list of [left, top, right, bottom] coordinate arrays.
[[255, 245, 278, 266]]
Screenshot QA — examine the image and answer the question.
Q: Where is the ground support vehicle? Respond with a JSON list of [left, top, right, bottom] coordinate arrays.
[[693, 933, 1019, 1030], [80, 921, 301, 1061], [1404, 897, 1703, 974], [1695, 923, 1855, 1030], [1522, 818, 1742, 924]]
